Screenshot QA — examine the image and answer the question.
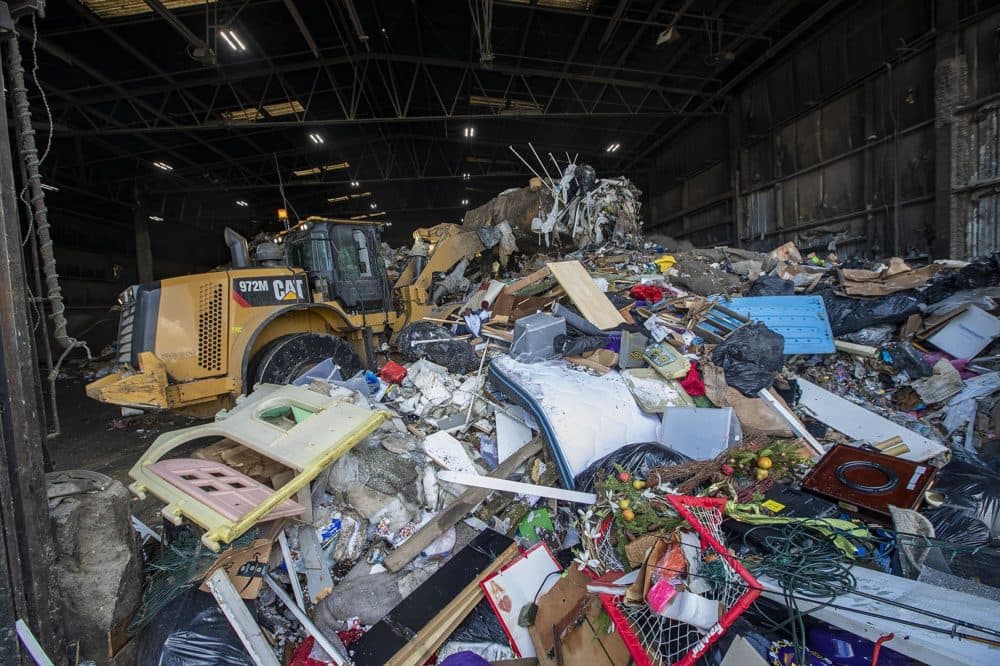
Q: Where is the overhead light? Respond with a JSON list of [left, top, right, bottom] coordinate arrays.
[[262, 101, 304, 117], [235, 200, 249, 207], [291, 162, 351, 177], [80, 0, 209, 19], [328, 194, 349, 203], [350, 191, 371, 199], [309, 133, 324, 144], [220, 29, 247, 52], [462, 172, 470, 181], [463, 126, 476, 138], [369, 202, 377, 209], [220, 107, 263, 122], [148, 215, 164, 222], [350, 180, 359, 188], [461, 198, 469, 206], [152, 160, 173, 171], [605, 143, 621, 153]]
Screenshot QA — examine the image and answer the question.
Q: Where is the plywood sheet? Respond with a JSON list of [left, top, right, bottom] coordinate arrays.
[[546, 261, 625, 330]]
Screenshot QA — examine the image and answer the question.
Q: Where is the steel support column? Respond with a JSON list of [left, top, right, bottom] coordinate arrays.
[[0, 23, 64, 661]]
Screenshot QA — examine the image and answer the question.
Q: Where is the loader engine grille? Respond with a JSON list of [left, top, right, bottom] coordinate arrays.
[[114, 286, 137, 367], [197, 283, 223, 372]]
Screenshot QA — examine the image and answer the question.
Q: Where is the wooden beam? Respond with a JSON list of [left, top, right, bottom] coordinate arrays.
[[384, 438, 543, 572]]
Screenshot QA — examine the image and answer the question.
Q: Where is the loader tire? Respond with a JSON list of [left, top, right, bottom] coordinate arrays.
[[250, 333, 362, 386]]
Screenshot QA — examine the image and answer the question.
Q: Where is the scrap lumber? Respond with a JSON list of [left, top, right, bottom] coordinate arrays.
[[547, 260, 626, 330], [503, 266, 551, 295], [205, 570, 281, 666], [384, 437, 543, 572], [385, 541, 520, 666]]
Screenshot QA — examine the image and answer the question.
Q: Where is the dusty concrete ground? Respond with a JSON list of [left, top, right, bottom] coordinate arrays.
[[46, 375, 198, 524]]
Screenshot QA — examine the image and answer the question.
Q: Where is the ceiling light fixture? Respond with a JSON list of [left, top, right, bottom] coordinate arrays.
[[235, 200, 249, 207], [148, 215, 164, 222], [309, 133, 324, 144], [220, 29, 247, 52], [350, 180, 359, 188], [152, 160, 173, 171], [462, 172, 470, 181], [369, 202, 378, 209], [605, 142, 621, 153], [461, 198, 469, 206], [463, 126, 476, 138]]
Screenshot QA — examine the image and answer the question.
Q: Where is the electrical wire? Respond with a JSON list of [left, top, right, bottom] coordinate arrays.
[[744, 521, 855, 665], [273, 153, 300, 225]]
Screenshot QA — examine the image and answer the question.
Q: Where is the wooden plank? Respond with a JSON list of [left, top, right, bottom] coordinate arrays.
[[546, 260, 626, 330], [386, 542, 520, 666], [383, 438, 543, 572], [503, 267, 551, 295], [438, 471, 597, 504], [834, 340, 879, 358]]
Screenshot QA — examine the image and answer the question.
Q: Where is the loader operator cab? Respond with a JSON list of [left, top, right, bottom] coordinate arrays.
[[283, 219, 392, 314]]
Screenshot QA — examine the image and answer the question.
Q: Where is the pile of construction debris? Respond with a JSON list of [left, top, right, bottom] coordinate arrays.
[[51, 161, 1000, 666]]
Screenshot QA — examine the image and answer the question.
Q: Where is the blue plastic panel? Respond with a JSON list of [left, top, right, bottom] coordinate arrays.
[[706, 296, 835, 355]]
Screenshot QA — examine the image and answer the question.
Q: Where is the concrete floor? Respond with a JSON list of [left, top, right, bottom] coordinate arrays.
[[46, 374, 200, 524]]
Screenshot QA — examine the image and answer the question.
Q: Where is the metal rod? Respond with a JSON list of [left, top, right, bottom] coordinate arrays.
[[263, 573, 348, 665], [509, 146, 555, 193], [277, 530, 306, 612], [528, 141, 554, 185]]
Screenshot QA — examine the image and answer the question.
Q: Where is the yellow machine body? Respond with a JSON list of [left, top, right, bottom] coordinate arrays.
[[87, 220, 485, 416]]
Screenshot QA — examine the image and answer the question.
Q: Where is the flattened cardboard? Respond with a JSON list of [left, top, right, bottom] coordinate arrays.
[[529, 565, 630, 666]]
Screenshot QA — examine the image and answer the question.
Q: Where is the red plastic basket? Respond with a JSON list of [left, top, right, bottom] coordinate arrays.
[[599, 496, 761, 666]]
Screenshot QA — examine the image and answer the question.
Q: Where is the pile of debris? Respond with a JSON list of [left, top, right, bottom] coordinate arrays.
[[58, 164, 1000, 665]]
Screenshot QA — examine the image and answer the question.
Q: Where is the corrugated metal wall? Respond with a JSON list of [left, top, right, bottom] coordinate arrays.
[[645, 0, 1000, 260]]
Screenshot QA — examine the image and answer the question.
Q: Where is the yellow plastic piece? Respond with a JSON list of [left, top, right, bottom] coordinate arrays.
[[654, 254, 677, 272], [129, 383, 385, 550]]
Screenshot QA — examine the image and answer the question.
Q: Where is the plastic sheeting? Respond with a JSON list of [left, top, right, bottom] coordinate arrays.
[[397, 322, 478, 374]]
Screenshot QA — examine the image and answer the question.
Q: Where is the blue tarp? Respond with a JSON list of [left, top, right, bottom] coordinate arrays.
[[706, 295, 835, 354]]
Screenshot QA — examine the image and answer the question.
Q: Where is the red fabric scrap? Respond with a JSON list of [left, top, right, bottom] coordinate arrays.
[[679, 362, 706, 397], [629, 284, 664, 303]]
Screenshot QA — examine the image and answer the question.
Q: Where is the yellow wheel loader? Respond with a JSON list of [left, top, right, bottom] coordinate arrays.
[[86, 217, 490, 417]]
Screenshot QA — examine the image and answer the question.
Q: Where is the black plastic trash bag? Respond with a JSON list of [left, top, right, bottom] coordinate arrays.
[[449, 598, 511, 645], [923, 253, 1000, 304], [819, 288, 924, 336], [746, 274, 795, 297], [397, 322, 478, 374], [926, 459, 1000, 542], [575, 442, 691, 493], [710, 322, 785, 397], [138, 588, 253, 666]]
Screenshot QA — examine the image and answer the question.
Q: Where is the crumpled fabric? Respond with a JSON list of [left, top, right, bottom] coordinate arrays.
[[678, 362, 706, 397], [630, 284, 665, 303]]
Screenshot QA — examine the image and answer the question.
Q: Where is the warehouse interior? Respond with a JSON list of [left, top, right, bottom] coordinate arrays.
[[3, 0, 1000, 664]]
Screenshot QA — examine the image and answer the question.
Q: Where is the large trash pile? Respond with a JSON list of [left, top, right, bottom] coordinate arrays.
[[85, 165, 1000, 666]]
